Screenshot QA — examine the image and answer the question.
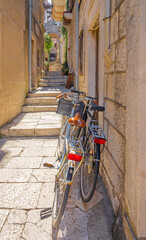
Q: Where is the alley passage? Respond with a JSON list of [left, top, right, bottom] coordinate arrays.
[[0, 72, 114, 240]]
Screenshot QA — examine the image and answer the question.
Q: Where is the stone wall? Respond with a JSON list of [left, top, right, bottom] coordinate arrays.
[[103, 0, 126, 213], [68, 0, 146, 238], [124, 0, 146, 239]]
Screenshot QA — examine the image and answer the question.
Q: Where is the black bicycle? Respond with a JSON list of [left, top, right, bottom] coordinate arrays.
[[71, 90, 106, 202]]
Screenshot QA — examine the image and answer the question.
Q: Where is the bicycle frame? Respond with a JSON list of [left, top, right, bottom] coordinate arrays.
[[56, 139, 84, 185], [59, 105, 76, 166]]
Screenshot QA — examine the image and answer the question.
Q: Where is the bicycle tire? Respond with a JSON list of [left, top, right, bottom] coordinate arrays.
[[80, 139, 100, 202], [52, 183, 70, 228], [52, 155, 71, 228]]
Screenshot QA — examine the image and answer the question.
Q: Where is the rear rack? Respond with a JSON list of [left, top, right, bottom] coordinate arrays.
[[89, 120, 106, 139], [67, 139, 84, 156]]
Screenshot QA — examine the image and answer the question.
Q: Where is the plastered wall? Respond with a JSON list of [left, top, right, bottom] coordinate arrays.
[[0, 0, 27, 128], [0, 0, 44, 128]]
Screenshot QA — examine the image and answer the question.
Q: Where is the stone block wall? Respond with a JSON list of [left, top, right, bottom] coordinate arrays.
[[103, 0, 126, 206], [103, 0, 146, 239], [102, 0, 127, 228], [68, 0, 146, 237]]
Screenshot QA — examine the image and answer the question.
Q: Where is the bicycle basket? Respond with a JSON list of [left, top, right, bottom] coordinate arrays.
[[56, 98, 85, 117], [56, 98, 73, 116]]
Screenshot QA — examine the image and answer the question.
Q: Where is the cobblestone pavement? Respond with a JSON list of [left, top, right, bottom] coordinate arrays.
[[0, 137, 114, 240]]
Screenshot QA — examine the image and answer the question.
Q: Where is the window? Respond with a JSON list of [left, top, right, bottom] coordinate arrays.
[[39, 5, 42, 23], [79, 31, 84, 75]]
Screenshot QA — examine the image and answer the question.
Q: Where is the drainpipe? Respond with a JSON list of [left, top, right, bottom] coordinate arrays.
[[75, 0, 79, 90], [29, 0, 32, 92]]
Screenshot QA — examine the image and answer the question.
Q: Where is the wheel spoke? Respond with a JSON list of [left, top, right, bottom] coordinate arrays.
[[80, 137, 99, 202], [52, 157, 70, 228]]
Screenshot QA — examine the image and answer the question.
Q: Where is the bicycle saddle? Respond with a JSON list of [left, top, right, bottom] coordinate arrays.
[[69, 112, 86, 128]]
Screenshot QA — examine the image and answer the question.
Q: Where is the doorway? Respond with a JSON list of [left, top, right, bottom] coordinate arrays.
[[31, 35, 37, 88]]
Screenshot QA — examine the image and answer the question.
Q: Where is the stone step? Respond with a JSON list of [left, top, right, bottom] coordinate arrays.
[[49, 79, 67, 83], [0, 112, 62, 137], [45, 71, 62, 76], [44, 75, 67, 80], [28, 91, 61, 98], [22, 105, 57, 113], [27, 86, 70, 98], [38, 83, 66, 87], [24, 97, 56, 106], [0, 126, 60, 137], [40, 78, 67, 82]]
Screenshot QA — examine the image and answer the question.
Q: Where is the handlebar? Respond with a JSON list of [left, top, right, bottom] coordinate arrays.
[[56, 90, 98, 105], [71, 90, 85, 95], [71, 89, 97, 100]]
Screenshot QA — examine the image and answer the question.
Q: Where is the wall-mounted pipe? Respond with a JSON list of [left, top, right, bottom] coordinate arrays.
[[29, 0, 32, 92], [75, 0, 79, 90]]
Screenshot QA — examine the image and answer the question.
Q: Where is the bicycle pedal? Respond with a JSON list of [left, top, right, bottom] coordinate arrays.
[[40, 208, 52, 220], [43, 163, 54, 168], [66, 167, 74, 182]]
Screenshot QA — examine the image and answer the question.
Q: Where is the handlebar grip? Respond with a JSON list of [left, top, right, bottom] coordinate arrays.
[[90, 105, 105, 112], [71, 89, 85, 95]]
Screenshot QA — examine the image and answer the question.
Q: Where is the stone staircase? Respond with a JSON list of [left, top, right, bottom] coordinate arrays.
[[38, 71, 67, 88], [22, 95, 57, 113], [22, 71, 67, 113], [0, 71, 70, 137]]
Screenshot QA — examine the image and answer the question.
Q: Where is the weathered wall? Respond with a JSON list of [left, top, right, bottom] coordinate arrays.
[[124, 0, 146, 239], [103, 0, 146, 239], [67, 2, 77, 86], [31, 0, 45, 88], [0, 0, 45, 128], [103, 0, 126, 215], [0, 0, 27, 128]]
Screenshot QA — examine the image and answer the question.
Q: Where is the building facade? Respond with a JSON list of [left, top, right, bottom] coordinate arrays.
[[0, 0, 45, 128], [52, 0, 146, 239], [31, 0, 45, 88]]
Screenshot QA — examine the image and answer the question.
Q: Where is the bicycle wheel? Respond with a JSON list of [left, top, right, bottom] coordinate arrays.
[[52, 157, 70, 228], [80, 136, 100, 202]]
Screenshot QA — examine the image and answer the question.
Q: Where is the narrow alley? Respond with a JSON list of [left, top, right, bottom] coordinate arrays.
[[0, 0, 146, 239]]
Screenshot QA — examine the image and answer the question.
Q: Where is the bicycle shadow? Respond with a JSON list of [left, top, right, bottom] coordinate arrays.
[[51, 175, 115, 240]]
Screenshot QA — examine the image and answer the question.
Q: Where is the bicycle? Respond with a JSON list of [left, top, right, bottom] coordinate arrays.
[[55, 91, 86, 164], [79, 105, 106, 202], [68, 90, 106, 202], [52, 90, 106, 228]]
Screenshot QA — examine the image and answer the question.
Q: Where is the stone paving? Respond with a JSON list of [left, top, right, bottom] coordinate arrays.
[[0, 82, 114, 239]]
